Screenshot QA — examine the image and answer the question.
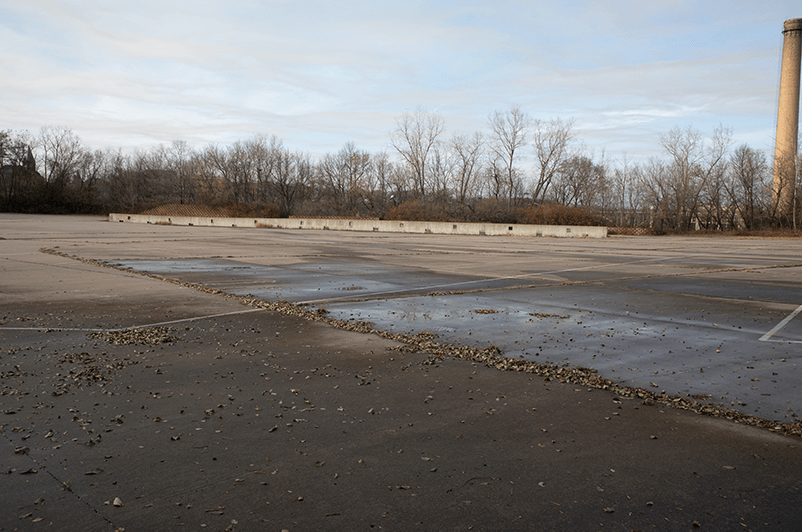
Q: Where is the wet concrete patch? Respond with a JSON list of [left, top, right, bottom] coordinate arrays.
[[115, 259, 536, 303], [615, 276, 802, 305], [325, 286, 800, 422], [114, 256, 802, 423]]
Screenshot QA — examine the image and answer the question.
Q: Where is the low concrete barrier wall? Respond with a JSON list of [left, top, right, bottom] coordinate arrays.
[[109, 214, 607, 238]]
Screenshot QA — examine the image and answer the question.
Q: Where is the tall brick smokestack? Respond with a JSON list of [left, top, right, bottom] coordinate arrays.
[[773, 18, 802, 216]]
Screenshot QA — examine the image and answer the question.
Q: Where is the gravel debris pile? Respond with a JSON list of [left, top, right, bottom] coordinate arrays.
[[87, 326, 178, 345], [529, 312, 570, 319]]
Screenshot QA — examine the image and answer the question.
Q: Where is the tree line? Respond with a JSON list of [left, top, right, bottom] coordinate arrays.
[[2, 107, 799, 231]]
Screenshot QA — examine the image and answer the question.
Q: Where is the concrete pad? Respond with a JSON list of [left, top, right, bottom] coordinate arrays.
[[1, 214, 801, 530], [79, 219, 802, 422]]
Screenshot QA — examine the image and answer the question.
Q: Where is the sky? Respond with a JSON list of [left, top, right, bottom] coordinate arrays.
[[1, 1, 799, 163]]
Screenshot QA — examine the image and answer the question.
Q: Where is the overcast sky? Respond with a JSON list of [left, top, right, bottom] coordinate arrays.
[[1, 1, 799, 162]]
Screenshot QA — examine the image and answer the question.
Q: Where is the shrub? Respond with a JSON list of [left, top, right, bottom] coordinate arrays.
[[384, 199, 450, 222], [520, 204, 603, 226]]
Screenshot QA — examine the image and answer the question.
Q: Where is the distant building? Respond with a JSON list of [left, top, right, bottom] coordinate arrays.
[[0, 144, 46, 209]]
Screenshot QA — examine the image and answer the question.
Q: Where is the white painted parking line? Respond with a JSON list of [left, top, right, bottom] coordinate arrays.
[[299, 256, 682, 305], [110, 308, 266, 331], [0, 308, 266, 333], [759, 304, 802, 344]]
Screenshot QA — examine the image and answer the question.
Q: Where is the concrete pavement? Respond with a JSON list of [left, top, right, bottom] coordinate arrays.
[[1, 214, 801, 530]]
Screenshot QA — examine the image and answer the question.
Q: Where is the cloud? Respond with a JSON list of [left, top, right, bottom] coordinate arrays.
[[0, 0, 795, 160]]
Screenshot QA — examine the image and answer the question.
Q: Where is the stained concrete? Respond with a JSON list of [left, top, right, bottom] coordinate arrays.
[[1, 214, 801, 530], [110, 227, 802, 423]]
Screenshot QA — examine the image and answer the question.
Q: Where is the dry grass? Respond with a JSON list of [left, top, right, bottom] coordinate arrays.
[[676, 228, 802, 239]]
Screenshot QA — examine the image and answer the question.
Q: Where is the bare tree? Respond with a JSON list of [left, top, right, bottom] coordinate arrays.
[[270, 148, 309, 216], [428, 141, 456, 209], [488, 106, 530, 207], [319, 142, 372, 215], [197, 145, 228, 203], [129, 149, 170, 207], [656, 125, 731, 231], [38, 126, 86, 207], [661, 125, 703, 230], [725, 144, 770, 229], [73, 149, 105, 208], [230, 140, 258, 204], [160, 140, 196, 204], [593, 150, 616, 220], [250, 135, 281, 204], [611, 153, 635, 226], [194, 145, 224, 204], [484, 157, 505, 202], [385, 155, 414, 207], [635, 158, 671, 231], [361, 151, 394, 216], [390, 109, 444, 198], [95, 148, 129, 211], [696, 126, 732, 229], [197, 141, 256, 205], [551, 153, 606, 208], [531, 118, 575, 202], [450, 132, 484, 207]]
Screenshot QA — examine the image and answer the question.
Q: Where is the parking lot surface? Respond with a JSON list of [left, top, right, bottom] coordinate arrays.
[[1, 214, 801, 530]]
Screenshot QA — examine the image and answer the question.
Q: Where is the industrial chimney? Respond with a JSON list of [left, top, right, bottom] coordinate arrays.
[[772, 18, 802, 216]]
